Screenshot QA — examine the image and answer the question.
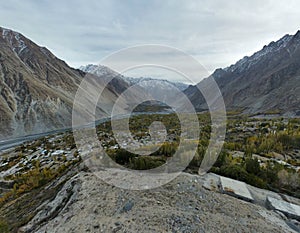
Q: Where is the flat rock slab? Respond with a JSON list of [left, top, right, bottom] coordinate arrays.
[[220, 176, 254, 202], [266, 196, 300, 220], [202, 173, 220, 191]]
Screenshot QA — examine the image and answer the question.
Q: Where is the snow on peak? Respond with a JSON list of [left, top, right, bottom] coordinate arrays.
[[124, 76, 188, 91], [1, 27, 28, 55], [79, 64, 188, 91], [14, 33, 27, 54], [2, 28, 9, 38], [79, 64, 120, 77], [224, 34, 293, 74]]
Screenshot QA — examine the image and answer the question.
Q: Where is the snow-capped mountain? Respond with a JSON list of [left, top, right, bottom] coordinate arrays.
[[123, 77, 189, 103], [80, 65, 189, 103], [184, 30, 300, 115], [224, 34, 293, 74], [123, 76, 188, 92], [79, 64, 120, 78]]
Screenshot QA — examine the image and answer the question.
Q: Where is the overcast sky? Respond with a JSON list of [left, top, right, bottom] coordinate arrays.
[[1, 0, 300, 82]]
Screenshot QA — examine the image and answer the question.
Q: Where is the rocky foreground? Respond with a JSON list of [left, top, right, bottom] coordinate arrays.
[[13, 167, 298, 233]]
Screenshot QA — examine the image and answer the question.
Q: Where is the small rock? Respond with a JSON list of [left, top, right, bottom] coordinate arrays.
[[93, 207, 98, 214], [115, 221, 122, 226], [121, 200, 134, 213], [112, 226, 122, 233], [93, 224, 100, 229]]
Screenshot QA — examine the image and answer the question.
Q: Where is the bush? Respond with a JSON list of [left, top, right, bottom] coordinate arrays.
[[245, 158, 260, 174], [217, 164, 267, 189], [130, 156, 165, 170], [155, 142, 177, 157], [219, 164, 249, 181], [213, 151, 229, 168], [115, 149, 135, 165], [0, 218, 9, 233]]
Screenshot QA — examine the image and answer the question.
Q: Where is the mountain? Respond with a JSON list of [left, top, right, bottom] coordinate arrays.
[[184, 31, 300, 115], [123, 76, 188, 91], [80, 64, 189, 103], [3, 26, 299, 140], [124, 76, 189, 102], [0, 27, 141, 139], [79, 64, 120, 78]]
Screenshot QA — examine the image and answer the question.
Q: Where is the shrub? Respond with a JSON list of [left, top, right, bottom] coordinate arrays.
[[213, 151, 230, 168], [245, 158, 260, 175], [0, 218, 9, 233], [217, 164, 267, 189], [130, 156, 165, 170], [115, 149, 135, 165]]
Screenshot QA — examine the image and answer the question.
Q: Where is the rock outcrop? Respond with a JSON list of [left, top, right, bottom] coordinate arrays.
[[19, 171, 297, 233]]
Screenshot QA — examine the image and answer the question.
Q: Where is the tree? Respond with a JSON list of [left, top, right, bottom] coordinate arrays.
[[245, 158, 260, 175]]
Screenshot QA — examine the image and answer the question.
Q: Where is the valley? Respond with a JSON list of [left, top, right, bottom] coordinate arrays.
[[0, 23, 300, 232], [0, 113, 300, 232]]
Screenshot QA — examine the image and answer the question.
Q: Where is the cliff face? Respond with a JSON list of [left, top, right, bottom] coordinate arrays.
[[184, 31, 300, 115]]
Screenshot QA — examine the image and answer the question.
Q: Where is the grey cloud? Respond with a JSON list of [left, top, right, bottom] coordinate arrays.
[[0, 0, 300, 81]]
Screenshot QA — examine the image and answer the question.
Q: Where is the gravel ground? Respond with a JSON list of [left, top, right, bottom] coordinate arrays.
[[20, 171, 296, 233]]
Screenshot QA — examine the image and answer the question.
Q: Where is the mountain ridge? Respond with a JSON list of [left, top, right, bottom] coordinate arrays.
[[80, 64, 189, 104], [1, 26, 300, 139], [184, 30, 300, 115]]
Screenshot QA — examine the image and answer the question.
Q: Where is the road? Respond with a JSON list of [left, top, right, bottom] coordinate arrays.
[[0, 128, 71, 152], [0, 112, 169, 153], [0, 117, 113, 152]]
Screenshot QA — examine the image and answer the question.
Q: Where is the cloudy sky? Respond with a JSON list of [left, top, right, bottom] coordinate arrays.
[[1, 0, 300, 82]]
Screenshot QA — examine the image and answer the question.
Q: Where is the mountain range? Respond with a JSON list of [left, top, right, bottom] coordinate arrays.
[[0, 26, 300, 138], [80, 64, 189, 104]]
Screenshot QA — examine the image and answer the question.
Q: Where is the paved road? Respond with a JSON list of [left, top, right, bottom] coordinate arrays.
[[0, 117, 112, 152], [0, 128, 71, 152]]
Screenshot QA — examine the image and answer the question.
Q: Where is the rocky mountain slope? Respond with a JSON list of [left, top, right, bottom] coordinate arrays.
[[185, 31, 300, 115], [0, 27, 144, 139]]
